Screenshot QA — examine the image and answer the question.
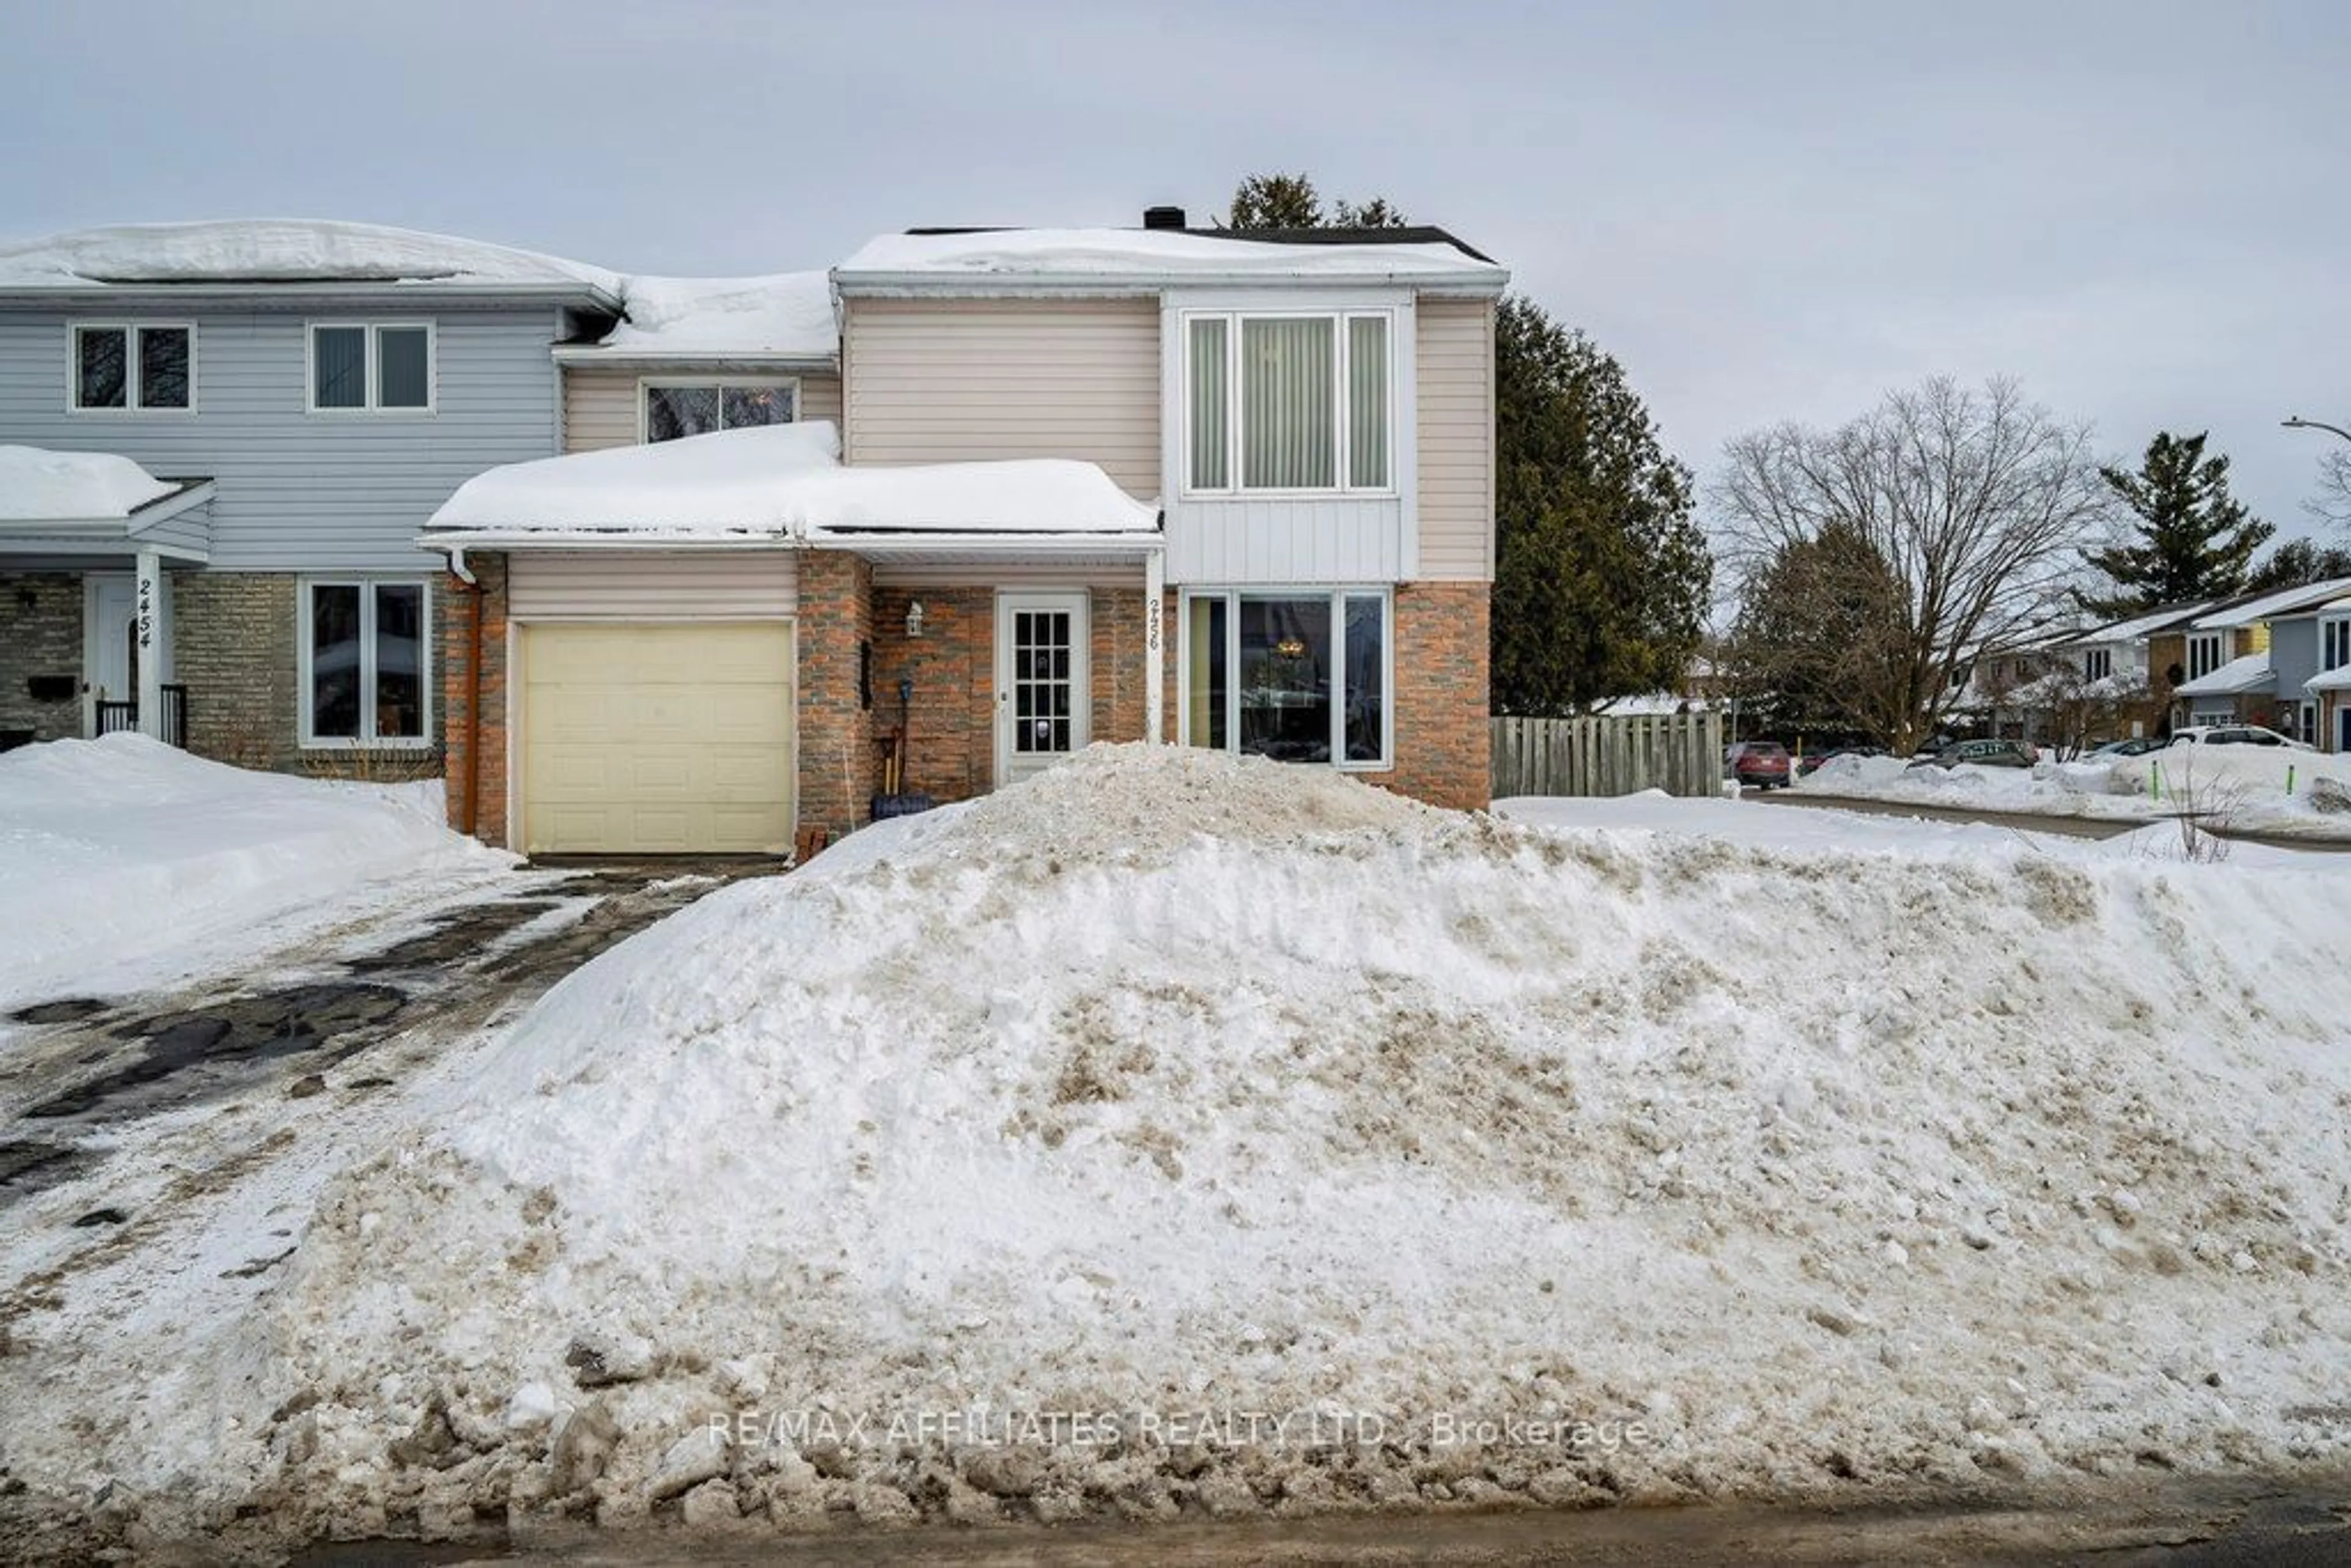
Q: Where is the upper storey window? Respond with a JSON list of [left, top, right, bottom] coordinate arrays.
[[1185, 312, 1390, 495], [642, 378, 797, 443], [72, 324, 192, 411], [310, 323, 433, 412]]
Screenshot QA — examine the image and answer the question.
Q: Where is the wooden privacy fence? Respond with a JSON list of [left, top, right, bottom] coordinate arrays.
[[1490, 712, 1725, 800]]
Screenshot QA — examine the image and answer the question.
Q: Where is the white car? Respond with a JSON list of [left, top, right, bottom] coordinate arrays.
[[2167, 724, 2315, 751]]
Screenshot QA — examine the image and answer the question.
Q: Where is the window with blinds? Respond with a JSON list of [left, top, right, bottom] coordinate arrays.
[[1184, 310, 1392, 494]]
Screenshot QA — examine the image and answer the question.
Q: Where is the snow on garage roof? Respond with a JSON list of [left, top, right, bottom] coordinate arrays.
[[0, 219, 622, 298], [2190, 576, 2351, 630], [424, 422, 1158, 545], [2170, 651, 2276, 698], [0, 446, 176, 520], [833, 227, 1509, 292], [583, 272, 836, 362]]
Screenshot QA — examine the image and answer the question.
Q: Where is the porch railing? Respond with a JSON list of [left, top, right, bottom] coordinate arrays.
[[95, 683, 189, 748]]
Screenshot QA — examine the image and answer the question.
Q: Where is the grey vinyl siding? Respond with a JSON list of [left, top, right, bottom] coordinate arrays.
[[2270, 617, 2319, 699], [131, 497, 213, 560], [0, 304, 564, 573], [561, 366, 844, 453]]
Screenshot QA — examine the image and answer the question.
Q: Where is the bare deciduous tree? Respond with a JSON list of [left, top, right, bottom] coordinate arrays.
[[2311, 447, 2351, 531], [1714, 377, 2112, 752]]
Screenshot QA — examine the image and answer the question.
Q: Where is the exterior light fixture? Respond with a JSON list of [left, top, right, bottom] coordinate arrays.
[[906, 600, 926, 639]]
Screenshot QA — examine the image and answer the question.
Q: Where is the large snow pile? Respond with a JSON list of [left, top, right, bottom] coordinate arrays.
[[0, 735, 508, 1006], [47, 745, 2338, 1542], [1793, 752, 2148, 820], [599, 272, 835, 359], [0, 445, 174, 520], [429, 421, 1157, 539], [1799, 749, 2351, 838], [0, 219, 620, 294]]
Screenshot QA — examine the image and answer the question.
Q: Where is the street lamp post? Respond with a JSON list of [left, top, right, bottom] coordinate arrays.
[[2283, 416, 2351, 445]]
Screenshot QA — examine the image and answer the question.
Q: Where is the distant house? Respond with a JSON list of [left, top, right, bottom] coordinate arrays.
[[2165, 577, 2351, 737], [2262, 586, 2351, 752]]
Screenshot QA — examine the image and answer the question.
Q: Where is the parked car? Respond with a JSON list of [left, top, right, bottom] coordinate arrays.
[[1723, 740, 1794, 788], [1907, 738, 2038, 770], [2088, 737, 2164, 759], [1798, 744, 1886, 776], [2165, 724, 2314, 751]]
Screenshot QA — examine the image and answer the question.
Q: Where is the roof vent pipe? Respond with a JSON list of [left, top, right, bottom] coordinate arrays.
[[1142, 205, 1186, 231]]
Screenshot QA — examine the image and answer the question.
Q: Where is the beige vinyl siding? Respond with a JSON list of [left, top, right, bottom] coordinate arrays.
[[844, 298, 1160, 499], [560, 367, 842, 453], [509, 550, 798, 616], [1416, 298, 1496, 582]]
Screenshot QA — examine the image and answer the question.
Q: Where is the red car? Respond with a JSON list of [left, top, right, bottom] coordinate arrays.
[[1723, 741, 1793, 789]]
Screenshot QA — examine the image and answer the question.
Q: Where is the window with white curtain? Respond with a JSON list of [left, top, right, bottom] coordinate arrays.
[[1185, 311, 1392, 494]]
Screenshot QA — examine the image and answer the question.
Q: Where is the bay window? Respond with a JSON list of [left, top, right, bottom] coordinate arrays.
[[302, 581, 429, 746], [1184, 311, 1391, 494], [1183, 589, 1389, 767]]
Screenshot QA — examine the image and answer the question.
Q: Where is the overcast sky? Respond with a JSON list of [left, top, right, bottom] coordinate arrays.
[[4, 0, 2345, 539]]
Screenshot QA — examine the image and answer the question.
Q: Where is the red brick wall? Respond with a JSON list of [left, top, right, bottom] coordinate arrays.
[[440, 555, 511, 847], [797, 551, 877, 841], [864, 584, 1151, 808], [1382, 581, 1491, 811]]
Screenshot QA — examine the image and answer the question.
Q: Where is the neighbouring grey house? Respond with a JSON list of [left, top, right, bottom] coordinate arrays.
[[0, 220, 625, 765], [2264, 587, 2351, 752], [2166, 576, 2351, 741]]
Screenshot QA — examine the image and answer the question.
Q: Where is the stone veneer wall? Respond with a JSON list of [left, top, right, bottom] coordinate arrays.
[[0, 574, 83, 744], [171, 572, 302, 770]]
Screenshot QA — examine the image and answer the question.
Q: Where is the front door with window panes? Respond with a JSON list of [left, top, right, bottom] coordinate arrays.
[[995, 591, 1089, 786]]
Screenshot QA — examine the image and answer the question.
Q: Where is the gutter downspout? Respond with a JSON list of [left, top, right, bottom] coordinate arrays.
[[443, 546, 484, 839]]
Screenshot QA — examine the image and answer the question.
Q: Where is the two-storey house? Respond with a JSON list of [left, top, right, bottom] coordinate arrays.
[[2167, 576, 2351, 735], [2259, 585, 2351, 751], [427, 212, 1505, 855], [0, 220, 620, 765]]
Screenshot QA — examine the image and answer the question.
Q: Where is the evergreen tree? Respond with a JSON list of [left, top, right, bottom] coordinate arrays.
[[1220, 173, 1711, 711], [1728, 520, 1908, 739], [1491, 299, 1711, 712], [1226, 173, 1325, 230], [2079, 431, 2272, 617], [2243, 536, 2351, 594]]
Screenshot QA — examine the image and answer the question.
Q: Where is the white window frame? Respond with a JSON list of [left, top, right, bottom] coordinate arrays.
[[1179, 309, 1397, 500], [2083, 647, 2113, 683], [1176, 585, 1394, 771], [2185, 632, 2224, 682], [67, 321, 198, 414], [306, 321, 437, 415], [636, 375, 801, 443], [2322, 617, 2351, 673], [298, 577, 434, 749]]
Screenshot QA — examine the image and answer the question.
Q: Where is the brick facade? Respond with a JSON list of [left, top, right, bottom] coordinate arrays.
[[439, 557, 509, 844], [171, 571, 301, 770], [0, 574, 83, 745], [438, 552, 1490, 855], [795, 550, 877, 843], [1381, 581, 1491, 811]]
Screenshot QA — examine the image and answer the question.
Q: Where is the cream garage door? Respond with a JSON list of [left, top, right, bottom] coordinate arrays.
[[521, 622, 794, 855]]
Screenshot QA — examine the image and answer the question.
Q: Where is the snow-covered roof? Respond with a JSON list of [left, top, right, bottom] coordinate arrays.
[[0, 220, 621, 299], [576, 271, 836, 363], [2190, 576, 2351, 630], [424, 422, 1158, 546], [833, 227, 1509, 294], [0, 446, 174, 520], [2172, 651, 2275, 698], [2304, 666, 2351, 693], [2071, 601, 2215, 645]]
